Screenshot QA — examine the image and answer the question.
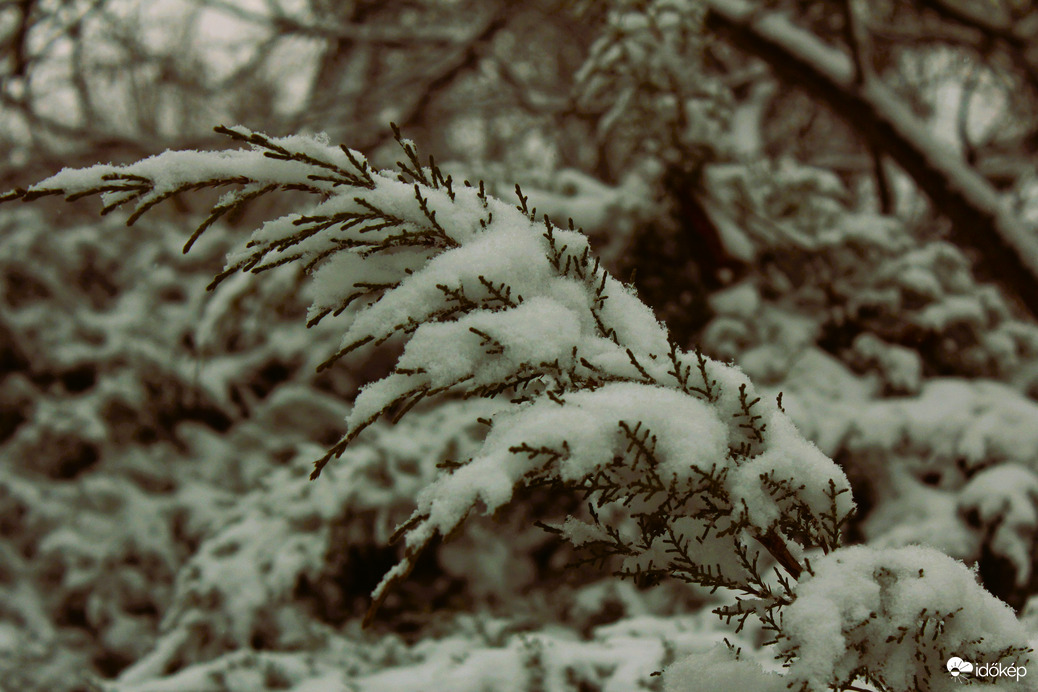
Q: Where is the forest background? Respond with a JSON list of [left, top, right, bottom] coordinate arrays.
[[2, 0, 1038, 690]]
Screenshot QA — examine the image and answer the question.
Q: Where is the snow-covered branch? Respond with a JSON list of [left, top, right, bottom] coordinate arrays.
[[4, 123, 1032, 690], [1, 121, 853, 618], [704, 0, 1038, 319]]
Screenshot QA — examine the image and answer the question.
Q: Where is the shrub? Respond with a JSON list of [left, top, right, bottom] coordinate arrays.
[[4, 125, 1032, 690]]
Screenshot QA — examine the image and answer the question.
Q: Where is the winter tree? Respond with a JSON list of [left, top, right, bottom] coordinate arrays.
[[2, 1, 1038, 690]]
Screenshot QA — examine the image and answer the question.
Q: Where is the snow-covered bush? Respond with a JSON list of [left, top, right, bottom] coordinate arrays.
[[109, 610, 737, 692], [5, 124, 1033, 690], [576, 0, 725, 169], [683, 150, 1038, 614], [778, 374, 1038, 610], [0, 203, 358, 481], [702, 160, 1038, 386], [121, 399, 514, 676]]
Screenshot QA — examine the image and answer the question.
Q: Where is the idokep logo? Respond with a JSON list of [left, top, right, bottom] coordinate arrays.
[[946, 657, 973, 679], [946, 656, 1028, 682]]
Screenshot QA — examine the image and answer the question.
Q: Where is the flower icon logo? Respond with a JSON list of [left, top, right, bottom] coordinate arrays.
[[947, 657, 974, 678]]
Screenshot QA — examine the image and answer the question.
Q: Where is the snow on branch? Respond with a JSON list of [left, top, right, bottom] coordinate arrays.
[[5, 124, 1032, 687], [704, 0, 1038, 320], [700, 545, 1034, 692], [1, 123, 852, 616]]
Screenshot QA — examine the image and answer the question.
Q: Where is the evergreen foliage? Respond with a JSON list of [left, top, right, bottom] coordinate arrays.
[[4, 124, 1033, 690]]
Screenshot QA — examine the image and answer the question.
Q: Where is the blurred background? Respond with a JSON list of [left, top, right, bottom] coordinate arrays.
[[2, 1, 1038, 690]]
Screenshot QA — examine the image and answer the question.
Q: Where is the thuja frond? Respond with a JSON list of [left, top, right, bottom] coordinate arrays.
[[3, 123, 856, 647], [8, 121, 1034, 690]]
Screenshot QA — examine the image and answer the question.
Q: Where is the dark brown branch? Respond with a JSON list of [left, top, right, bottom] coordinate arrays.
[[916, 0, 1031, 50], [8, 0, 35, 78], [359, 6, 513, 151], [870, 147, 893, 214], [838, 0, 867, 84], [704, 0, 1038, 319], [956, 66, 981, 166], [756, 527, 802, 579]]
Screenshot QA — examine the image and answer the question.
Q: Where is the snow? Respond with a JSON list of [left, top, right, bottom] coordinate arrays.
[[728, 410, 853, 531], [664, 644, 784, 692], [851, 334, 922, 395], [38, 147, 305, 198], [781, 545, 1033, 691], [397, 297, 583, 388], [868, 480, 978, 558], [959, 465, 1038, 586], [851, 379, 1038, 470], [334, 220, 554, 350], [6, 32, 1038, 687], [708, 282, 759, 319]]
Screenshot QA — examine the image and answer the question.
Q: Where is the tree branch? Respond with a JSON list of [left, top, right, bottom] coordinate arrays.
[[704, 0, 1038, 319], [7, 0, 35, 78], [838, 0, 867, 84], [358, 6, 513, 151], [756, 527, 802, 579]]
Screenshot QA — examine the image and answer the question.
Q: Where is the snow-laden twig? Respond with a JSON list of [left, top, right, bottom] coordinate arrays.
[[4, 123, 1032, 689], [2, 122, 851, 614]]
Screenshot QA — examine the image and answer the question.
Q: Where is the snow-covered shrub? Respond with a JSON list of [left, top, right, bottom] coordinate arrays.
[[694, 155, 1038, 611], [0, 201, 359, 686], [0, 204, 353, 480], [664, 643, 784, 692], [576, 0, 725, 169], [717, 175, 1038, 595], [667, 547, 1034, 692], [573, 0, 748, 343], [778, 546, 1031, 691], [4, 125, 1033, 690], [783, 376, 1038, 609], [703, 160, 1038, 385], [124, 399, 510, 675], [109, 610, 739, 692], [0, 460, 184, 686]]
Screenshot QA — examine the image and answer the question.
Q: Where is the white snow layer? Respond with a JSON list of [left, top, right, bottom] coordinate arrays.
[[30, 127, 854, 623], [780, 545, 1032, 691]]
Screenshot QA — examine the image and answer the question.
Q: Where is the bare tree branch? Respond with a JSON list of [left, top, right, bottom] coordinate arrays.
[[357, 6, 514, 151], [956, 65, 981, 166], [918, 0, 1027, 47], [704, 0, 1038, 319], [8, 0, 34, 78], [838, 0, 868, 84]]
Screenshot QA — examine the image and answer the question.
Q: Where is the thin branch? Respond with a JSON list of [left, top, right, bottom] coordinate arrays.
[[7, 0, 35, 78], [838, 0, 868, 85], [755, 527, 802, 579], [359, 6, 513, 150], [704, 0, 1038, 319], [956, 66, 981, 166], [870, 147, 893, 214]]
